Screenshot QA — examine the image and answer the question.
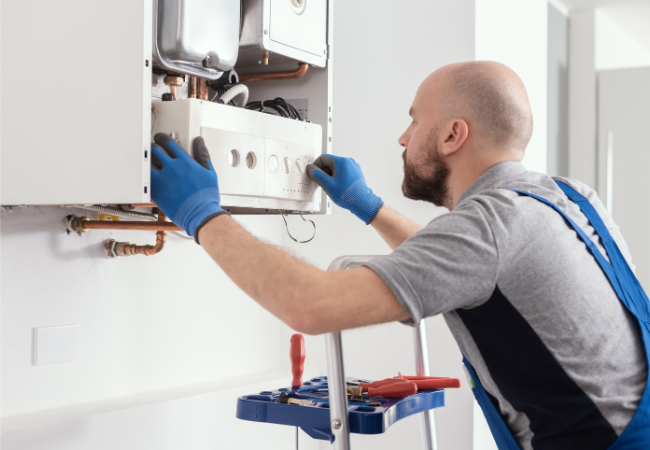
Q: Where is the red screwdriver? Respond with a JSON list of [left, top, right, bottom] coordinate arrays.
[[290, 334, 306, 387]]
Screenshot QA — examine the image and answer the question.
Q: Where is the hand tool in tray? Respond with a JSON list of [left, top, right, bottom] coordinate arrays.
[[235, 375, 446, 441], [235, 333, 458, 442]]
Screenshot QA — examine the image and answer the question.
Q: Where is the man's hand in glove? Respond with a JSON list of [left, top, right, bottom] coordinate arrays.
[[150, 133, 229, 242], [306, 154, 383, 224]]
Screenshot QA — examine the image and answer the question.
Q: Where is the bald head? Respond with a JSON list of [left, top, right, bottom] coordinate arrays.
[[420, 61, 533, 152]]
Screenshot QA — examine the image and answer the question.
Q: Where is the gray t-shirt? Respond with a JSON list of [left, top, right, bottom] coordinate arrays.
[[365, 161, 647, 450]]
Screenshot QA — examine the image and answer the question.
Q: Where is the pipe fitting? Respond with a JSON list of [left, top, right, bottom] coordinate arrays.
[[102, 212, 169, 258], [104, 235, 167, 258], [164, 73, 185, 86], [66, 215, 89, 233]]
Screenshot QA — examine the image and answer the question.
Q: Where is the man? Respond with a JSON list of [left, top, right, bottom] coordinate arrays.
[[150, 61, 647, 449]]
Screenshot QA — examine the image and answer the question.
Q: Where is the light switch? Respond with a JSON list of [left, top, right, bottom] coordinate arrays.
[[33, 324, 79, 365]]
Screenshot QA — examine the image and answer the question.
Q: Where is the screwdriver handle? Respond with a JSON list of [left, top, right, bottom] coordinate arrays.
[[359, 378, 409, 392], [411, 378, 461, 390], [290, 334, 305, 387], [368, 381, 417, 398]]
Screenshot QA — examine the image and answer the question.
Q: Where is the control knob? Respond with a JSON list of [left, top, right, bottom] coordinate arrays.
[[295, 159, 304, 175]]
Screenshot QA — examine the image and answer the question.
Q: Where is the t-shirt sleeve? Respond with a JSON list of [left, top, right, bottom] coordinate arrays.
[[364, 199, 499, 325]]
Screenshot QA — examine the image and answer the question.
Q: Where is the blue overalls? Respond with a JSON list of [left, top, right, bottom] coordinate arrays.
[[463, 180, 650, 449]]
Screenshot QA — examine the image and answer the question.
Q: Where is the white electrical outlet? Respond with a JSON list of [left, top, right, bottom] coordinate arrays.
[[33, 324, 80, 365]]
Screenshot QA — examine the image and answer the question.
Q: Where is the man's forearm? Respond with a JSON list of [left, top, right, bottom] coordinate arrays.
[[371, 206, 422, 249], [197, 214, 409, 334], [198, 214, 321, 328]]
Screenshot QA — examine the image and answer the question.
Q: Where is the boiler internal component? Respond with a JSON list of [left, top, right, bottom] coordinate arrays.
[[153, 0, 242, 80]]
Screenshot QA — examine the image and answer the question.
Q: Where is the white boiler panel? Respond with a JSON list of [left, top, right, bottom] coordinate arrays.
[[152, 99, 322, 212]]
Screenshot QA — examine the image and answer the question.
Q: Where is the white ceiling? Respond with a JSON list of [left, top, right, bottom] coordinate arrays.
[[556, 0, 650, 52]]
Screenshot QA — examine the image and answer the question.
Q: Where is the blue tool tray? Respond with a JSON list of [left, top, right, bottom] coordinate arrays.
[[236, 376, 445, 442]]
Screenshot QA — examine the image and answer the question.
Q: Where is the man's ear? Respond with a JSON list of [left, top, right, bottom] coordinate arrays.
[[440, 119, 469, 156]]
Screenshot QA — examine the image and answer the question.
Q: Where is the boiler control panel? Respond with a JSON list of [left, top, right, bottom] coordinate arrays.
[[152, 99, 322, 212]]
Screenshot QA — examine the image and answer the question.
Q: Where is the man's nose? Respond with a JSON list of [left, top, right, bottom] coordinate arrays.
[[398, 130, 409, 148]]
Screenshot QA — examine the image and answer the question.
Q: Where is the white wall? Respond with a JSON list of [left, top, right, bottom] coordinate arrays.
[[0, 208, 304, 441], [569, 9, 598, 188], [547, 3, 569, 178], [597, 67, 650, 290], [1, 376, 312, 450], [475, 0, 548, 174], [595, 11, 650, 71], [1, 1, 476, 450], [569, 8, 650, 191]]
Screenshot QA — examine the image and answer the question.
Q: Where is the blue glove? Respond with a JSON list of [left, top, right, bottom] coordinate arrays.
[[150, 133, 228, 242], [306, 154, 383, 224]]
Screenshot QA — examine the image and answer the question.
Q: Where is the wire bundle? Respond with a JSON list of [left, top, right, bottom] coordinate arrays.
[[245, 97, 303, 120]]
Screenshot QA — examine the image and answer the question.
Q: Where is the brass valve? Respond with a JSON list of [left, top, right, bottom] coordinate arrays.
[[105, 239, 140, 258], [164, 72, 185, 86], [68, 215, 89, 233]]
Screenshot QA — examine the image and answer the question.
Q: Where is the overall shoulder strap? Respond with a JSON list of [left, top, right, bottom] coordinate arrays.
[[510, 186, 624, 301], [553, 180, 650, 324], [554, 181, 614, 250]]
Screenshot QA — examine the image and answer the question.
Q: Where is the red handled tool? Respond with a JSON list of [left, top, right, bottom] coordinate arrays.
[[358, 378, 410, 391], [366, 381, 417, 398], [290, 334, 306, 387], [395, 372, 461, 389], [360, 377, 461, 393], [410, 378, 461, 390]]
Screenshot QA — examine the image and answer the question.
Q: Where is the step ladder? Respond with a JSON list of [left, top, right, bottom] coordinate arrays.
[[325, 255, 438, 450]]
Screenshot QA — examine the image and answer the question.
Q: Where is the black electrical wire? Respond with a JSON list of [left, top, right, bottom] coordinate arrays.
[[271, 97, 298, 119], [248, 100, 286, 117], [245, 100, 285, 117], [245, 97, 304, 120]]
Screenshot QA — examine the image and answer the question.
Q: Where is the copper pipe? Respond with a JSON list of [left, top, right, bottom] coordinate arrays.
[[170, 85, 178, 101], [189, 76, 198, 98], [104, 212, 170, 257], [131, 211, 168, 255], [82, 219, 181, 231], [130, 203, 156, 207], [198, 78, 209, 100], [239, 63, 309, 82]]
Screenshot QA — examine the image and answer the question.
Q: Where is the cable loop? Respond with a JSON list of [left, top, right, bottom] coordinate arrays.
[[280, 208, 316, 243]]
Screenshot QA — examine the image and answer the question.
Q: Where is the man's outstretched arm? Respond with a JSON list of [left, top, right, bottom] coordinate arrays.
[[150, 134, 409, 335], [198, 214, 409, 334], [306, 154, 421, 249]]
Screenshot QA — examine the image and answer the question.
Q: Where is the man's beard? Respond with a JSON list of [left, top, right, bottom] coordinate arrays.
[[401, 133, 452, 208]]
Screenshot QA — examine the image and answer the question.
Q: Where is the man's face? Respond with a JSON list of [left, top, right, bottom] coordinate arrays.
[[398, 83, 452, 208], [401, 128, 451, 208]]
